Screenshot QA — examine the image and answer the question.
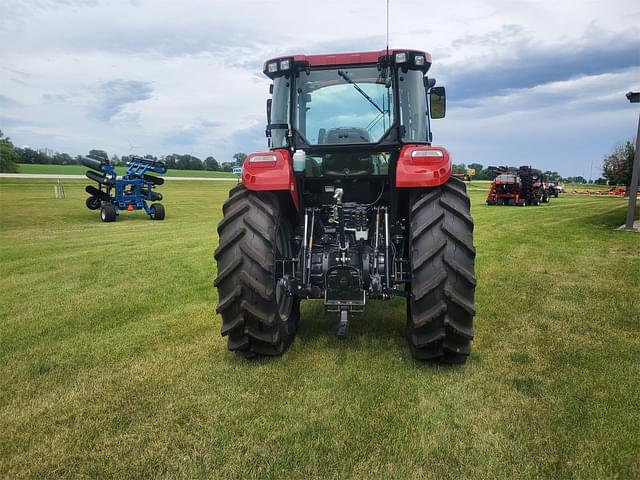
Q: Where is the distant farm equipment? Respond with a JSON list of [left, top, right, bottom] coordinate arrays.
[[82, 155, 166, 222], [486, 166, 552, 206]]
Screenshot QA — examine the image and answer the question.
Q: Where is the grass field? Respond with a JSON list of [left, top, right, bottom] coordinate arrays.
[[1, 178, 639, 479], [15, 163, 236, 178]]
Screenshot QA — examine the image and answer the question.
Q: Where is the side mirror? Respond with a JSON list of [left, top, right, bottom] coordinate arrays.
[[430, 86, 446, 119], [423, 77, 436, 89]]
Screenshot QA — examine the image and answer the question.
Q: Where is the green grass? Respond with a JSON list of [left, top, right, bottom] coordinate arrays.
[[0, 178, 638, 479], [15, 163, 236, 178]]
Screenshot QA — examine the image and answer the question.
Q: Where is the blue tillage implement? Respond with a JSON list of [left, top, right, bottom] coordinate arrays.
[[82, 155, 167, 222]]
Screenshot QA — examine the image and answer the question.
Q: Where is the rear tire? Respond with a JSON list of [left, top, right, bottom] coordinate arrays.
[[407, 177, 476, 363], [214, 185, 300, 356], [100, 203, 116, 222]]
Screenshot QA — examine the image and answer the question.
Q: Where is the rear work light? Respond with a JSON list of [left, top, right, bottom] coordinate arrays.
[[414, 54, 425, 66], [411, 149, 444, 158], [395, 52, 407, 63], [250, 154, 277, 163], [267, 62, 278, 73]]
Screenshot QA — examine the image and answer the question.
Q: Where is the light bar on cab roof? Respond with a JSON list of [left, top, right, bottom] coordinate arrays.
[[264, 57, 295, 77], [279, 59, 290, 70], [394, 52, 407, 63]]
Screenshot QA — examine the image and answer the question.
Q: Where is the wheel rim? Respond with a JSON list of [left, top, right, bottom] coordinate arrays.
[[274, 223, 293, 323], [101, 209, 106, 220]]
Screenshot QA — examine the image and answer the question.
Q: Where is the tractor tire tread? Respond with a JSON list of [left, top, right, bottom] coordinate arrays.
[[215, 185, 299, 356], [407, 177, 476, 363]]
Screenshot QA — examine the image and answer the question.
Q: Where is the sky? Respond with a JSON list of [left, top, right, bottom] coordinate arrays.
[[1, 0, 639, 177]]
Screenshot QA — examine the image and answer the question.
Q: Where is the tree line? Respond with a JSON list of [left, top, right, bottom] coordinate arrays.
[[0, 132, 247, 173], [0, 129, 636, 186]]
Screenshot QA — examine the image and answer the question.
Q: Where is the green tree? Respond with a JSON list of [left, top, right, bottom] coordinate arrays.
[[603, 140, 635, 187], [204, 156, 220, 171], [176, 155, 191, 170], [189, 156, 203, 170], [543, 170, 561, 182], [233, 152, 247, 166], [0, 130, 19, 173], [164, 155, 176, 169], [88, 149, 109, 162], [452, 163, 466, 174], [53, 152, 74, 165], [17, 147, 48, 164]]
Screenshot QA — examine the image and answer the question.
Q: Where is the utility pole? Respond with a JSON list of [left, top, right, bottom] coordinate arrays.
[[624, 92, 639, 230]]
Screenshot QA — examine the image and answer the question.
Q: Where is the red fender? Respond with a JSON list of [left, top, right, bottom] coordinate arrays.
[[395, 145, 452, 188], [242, 149, 299, 210]]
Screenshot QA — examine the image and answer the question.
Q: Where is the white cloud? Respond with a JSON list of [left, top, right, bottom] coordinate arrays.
[[0, 0, 638, 171]]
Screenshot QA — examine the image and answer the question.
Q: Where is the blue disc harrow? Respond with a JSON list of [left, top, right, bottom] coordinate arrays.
[[82, 155, 167, 222]]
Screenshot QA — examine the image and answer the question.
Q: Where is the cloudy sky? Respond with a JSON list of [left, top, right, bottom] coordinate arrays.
[[1, 0, 639, 176]]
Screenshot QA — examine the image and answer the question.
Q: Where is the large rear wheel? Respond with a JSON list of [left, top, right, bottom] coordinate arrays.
[[407, 177, 476, 363], [214, 185, 299, 356]]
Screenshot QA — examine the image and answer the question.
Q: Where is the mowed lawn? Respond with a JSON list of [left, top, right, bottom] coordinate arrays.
[[0, 178, 638, 479], [15, 163, 236, 178]]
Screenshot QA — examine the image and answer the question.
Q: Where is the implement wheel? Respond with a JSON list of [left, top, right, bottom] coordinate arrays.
[[86, 196, 100, 210], [100, 203, 116, 222], [214, 185, 300, 356], [407, 177, 476, 363], [150, 203, 165, 220]]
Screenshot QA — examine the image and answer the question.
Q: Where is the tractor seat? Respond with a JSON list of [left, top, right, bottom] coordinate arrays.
[[323, 127, 371, 144]]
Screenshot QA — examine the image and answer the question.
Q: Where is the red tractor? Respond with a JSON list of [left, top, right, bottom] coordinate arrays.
[[214, 49, 476, 363]]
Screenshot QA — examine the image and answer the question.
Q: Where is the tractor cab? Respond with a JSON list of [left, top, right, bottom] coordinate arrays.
[[263, 50, 445, 181]]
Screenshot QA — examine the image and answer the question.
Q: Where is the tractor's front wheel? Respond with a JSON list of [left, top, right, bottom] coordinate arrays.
[[407, 177, 476, 363], [214, 185, 299, 356]]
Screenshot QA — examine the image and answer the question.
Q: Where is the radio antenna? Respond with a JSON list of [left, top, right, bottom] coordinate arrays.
[[386, 0, 390, 57]]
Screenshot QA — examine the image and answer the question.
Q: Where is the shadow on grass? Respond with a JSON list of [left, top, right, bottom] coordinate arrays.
[[572, 202, 629, 229], [221, 298, 472, 371], [296, 298, 405, 346]]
